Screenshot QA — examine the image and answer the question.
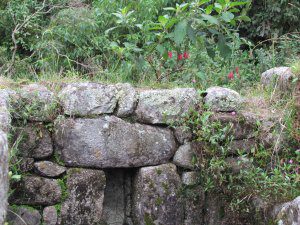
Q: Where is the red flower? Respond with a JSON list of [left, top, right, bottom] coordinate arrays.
[[168, 51, 173, 59], [235, 67, 239, 74], [235, 67, 240, 78], [177, 53, 183, 60], [228, 71, 234, 80], [183, 52, 189, 59]]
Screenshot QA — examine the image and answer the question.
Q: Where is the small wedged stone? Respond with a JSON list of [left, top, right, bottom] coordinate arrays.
[[16, 123, 53, 159], [272, 196, 300, 225], [34, 161, 66, 177], [173, 143, 196, 169], [132, 163, 184, 225], [9, 176, 61, 206], [58, 82, 118, 116], [135, 88, 200, 124], [61, 168, 106, 225], [6, 206, 41, 225], [0, 130, 8, 224], [173, 126, 193, 144], [11, 84, 58, 122], [19, 157, 35, 173], [261, 67, 294, 91], [115, 83, 137, 117], [43, 206, 58, 225], [182, 171, 199, 186], [203, 86, 242, 112], [54, 116, 176, 168]]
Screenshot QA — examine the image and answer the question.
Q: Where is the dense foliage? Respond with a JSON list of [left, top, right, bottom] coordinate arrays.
[[0, 0, 298, 89]]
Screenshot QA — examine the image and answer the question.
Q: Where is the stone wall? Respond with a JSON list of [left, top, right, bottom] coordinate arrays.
[[1, 82, 296, 225]]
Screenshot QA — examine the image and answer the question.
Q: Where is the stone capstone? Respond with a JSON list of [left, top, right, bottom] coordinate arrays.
[[43, 206, 58, 225], [135, 88, 199, 124], [16, 123, 53, 159], [58, 82, 118, 116], [11, 84, 58, 121], [54, 116, 176, 168], [6, 206, 41, 225], [132, 163, 184, 225], [261, 67, 294, 91], [0, 130, 8, 225], [61, 168, 106, 225], [9, 176, 61, 206], [203, 86, 242, 112], [34, 161, 66, 177], [173, 142, 196, 169]]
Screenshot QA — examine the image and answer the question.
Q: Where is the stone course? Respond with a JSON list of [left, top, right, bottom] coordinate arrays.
[[1, 81, 298, 225]]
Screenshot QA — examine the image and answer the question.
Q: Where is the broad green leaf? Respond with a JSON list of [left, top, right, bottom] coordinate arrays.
[[238, 15, 251, 22], [229, 2, 249, 8], [165, 18, 178, 29], [173, 20, 188, 45], [217, 34, 231, 59], [202, 14, 219, 25], [158, 15, 169, 26], [163, 7, 176, 11], [205, 5, 214, 14], [221, 12, 234, 22]]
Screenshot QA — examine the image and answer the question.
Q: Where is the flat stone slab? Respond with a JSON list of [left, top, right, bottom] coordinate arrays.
[[61, 168, 106, 225], [58, 82, 118, 116], [135, 88, 199, 124], [132, 163, 184, 225], [6, 206, 41, 225], [34, 161, 66, 177], [54, 116, 176, 168], [9, 176, 61, 206]]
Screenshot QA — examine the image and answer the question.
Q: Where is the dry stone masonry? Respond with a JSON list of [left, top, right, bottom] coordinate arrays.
[[0, 76, 299, 225]]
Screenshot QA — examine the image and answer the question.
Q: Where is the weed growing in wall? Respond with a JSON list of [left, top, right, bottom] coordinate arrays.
[[175, 107, 300, 220]]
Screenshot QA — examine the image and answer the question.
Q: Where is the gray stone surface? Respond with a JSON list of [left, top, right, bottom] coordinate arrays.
[[116, 83, 137, 117], [225, 156, 252, 174], [58, 82, 118, 116], [43, 206, 58, 225], [204, 193, 225, 225], [211, 113, 256, 140], [182, 171, 199, 186], [204, 86, 242, 112], [54, 116, 176, 168], [173, 143, 196, 169], [9, 176, 61, 206], [19, 157, 35, 173], [261, 67, 294, 91], [34, 161, 66, 177], [61, 168, 106, 225], [173, 126, 193, 144], [272, 196, 300, 225], [0, 90, 11, 133], [6, 206, 41, 225], [135, 88, 199, 124], [0, 130, 8, 225], [102, 170, 125, 225], [228, 139, 257, 155], [11, 84, 58, 121], [132, 163, 184, 225], [16, 123, 53, 159]]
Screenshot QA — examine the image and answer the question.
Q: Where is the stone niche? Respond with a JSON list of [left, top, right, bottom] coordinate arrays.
[[2, 82, 281, 225]]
